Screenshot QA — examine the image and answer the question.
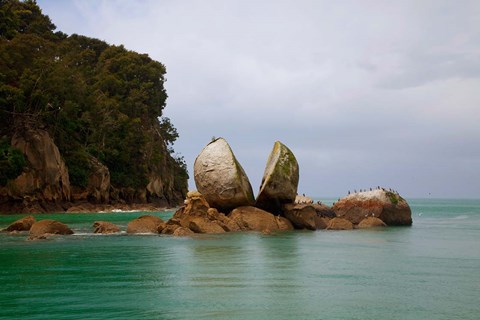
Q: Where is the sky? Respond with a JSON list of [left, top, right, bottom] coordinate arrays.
[[38, 0, 480, 199]]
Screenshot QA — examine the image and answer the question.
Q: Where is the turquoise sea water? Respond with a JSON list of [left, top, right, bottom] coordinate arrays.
[[1, 199, 479, 320]]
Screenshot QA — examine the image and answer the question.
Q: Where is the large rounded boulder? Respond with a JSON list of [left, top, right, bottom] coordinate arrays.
[[255, 141, 299, 214], [333, 189, 412, 226], [4, 215, 36, 232], [29, 220, 74, 239], [127, 215, 165, 234], [194, 138, 255, 212]]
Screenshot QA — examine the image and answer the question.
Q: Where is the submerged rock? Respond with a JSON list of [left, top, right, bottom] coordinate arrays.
[[256, 141, 299, 214], [194, 138, 255, 212], [4, 215, 36, 232], [93, 221, 120, 234], [333, 189, 412, 226], [29, 219, 74, 239], [228, 206, 294, 232], [127, 215, 165, 234]]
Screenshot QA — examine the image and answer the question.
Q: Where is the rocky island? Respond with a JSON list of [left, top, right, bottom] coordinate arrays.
[[3, 137, 412, 240]]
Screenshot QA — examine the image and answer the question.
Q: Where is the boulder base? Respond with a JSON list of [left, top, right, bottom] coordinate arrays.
[[228, 206, 294, 232], [282, 204, 317, 230]]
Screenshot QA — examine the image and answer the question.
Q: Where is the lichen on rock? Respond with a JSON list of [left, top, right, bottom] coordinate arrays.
[[256, 141, 299, 214]]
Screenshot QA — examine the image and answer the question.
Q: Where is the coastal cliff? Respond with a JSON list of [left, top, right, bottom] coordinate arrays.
[[0, 1, 187, 213]]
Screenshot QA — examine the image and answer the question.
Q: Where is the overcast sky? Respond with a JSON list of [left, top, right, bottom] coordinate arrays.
[[38, 0, 480, 199]]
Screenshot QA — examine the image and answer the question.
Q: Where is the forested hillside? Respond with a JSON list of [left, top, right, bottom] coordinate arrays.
[[0, 0, 188, 212]]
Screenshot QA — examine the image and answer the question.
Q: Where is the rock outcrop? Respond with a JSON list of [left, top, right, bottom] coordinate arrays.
[[326, 218, 354, 230], [228, 206, 294, 232], [4, 215, 36, 232], [194, 138, 255, 212], [93, 221, 120, 234], [29, 219, 74, 239], [1, 129, 71, 213], [126, 215, 165, 234], [256, 141, 299, 214], [357, 217, 387, 228], [333, 189, 412, 226]]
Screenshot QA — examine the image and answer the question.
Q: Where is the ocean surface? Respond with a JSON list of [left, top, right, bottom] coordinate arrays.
[[1, 199, 479, 320]]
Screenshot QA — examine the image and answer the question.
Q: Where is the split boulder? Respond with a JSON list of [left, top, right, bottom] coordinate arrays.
[[256, 141, 299, 214], [194, 138, 255, 212]]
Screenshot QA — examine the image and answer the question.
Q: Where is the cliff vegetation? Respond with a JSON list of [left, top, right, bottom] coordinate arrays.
[[0, 0, 188, 212]]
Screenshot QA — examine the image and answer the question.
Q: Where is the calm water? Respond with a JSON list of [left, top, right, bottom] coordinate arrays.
[[1, 199, 479, 320]]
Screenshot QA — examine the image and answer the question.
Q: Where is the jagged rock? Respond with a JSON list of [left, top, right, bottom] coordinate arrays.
[[311, 203, 336, 218], [127, 215, 165, 234], [194, 138, 255, 212], [326, 218, 354, 230], [4, 215, 36, 232], [228, 206, 294, 232], [189, 217, 226, 234], [7, 129, 70, 204], [256, 141, 299, 214], [357, 217, 387, 228], [282, 203, 317, 230], [170, 191, 241, 233], [93, 221, 120, 234], [333, 189, 412, 225], [29, 219, 74, 239]]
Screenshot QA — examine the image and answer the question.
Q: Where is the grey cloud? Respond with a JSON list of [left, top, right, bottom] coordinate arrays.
[[38, 0, 480, 198]]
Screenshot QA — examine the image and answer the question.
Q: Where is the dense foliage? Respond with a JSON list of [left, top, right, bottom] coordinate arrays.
[[0, 0, 187, 191]]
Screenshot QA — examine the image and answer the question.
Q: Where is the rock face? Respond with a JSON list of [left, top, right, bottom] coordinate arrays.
[[333, 189, 412, 226], [71, 156, 111, 203], [326, 218, 354, 230], [256, 141, 299, 214], [358, 217, 387, 228], [93, 221, 120, 234], [127, 215, 165, 234], [282, 203, 317, 230], [4, 215, 36, 232], [228, 206, 294, 232], [4, 129, 70, 208], [194, 138, 255, 212], [29, 219, 74, 239]]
